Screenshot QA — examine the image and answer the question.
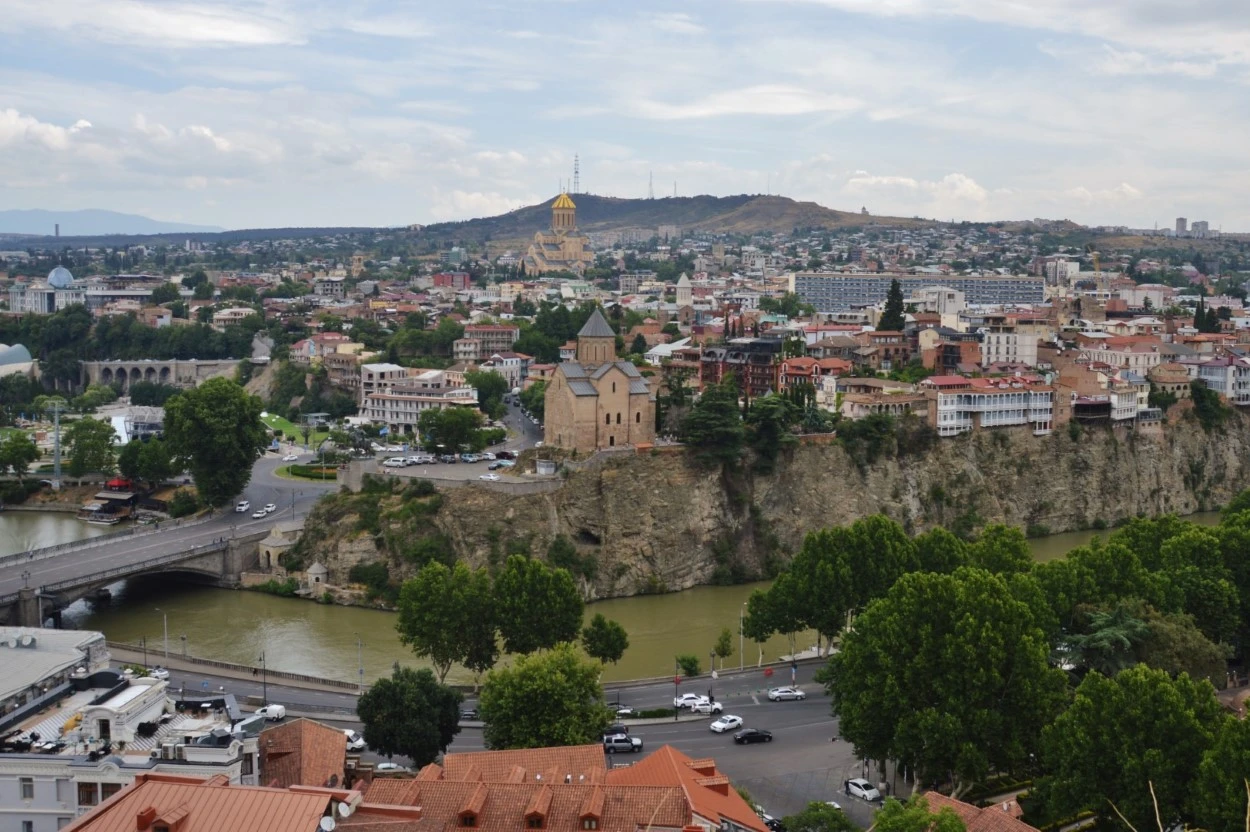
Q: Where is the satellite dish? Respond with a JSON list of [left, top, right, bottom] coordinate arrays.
[[320, 817, 336, 832], [338, 803, 354, 818]]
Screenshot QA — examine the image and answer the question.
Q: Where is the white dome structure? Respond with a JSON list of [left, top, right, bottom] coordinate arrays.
[[47, 266, 74, 289]]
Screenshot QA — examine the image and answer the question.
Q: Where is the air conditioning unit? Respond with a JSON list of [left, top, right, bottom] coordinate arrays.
[[150, 750, 160, 759], [161, 742, 179, 760]]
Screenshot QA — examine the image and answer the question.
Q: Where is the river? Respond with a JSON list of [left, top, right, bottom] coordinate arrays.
[[0, 510, 1225, 684]]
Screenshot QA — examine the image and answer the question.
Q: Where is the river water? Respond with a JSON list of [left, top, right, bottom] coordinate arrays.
[[0, 510, 1223, 684]]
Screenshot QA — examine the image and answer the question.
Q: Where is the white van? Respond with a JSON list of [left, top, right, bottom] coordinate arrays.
[[383, 457, 407, 468]]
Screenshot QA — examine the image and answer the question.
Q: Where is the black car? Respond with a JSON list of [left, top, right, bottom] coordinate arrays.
[[733, 728, 773, 744], [460, 708, 479, 721], [438, 454, 458, 464], [764, 818, 786, 832], [604, 723, 628, 737]]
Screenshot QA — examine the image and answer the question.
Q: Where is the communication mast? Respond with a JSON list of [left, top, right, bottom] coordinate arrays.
[[648, 171, 654, 200], [573, 154, 580, 195]]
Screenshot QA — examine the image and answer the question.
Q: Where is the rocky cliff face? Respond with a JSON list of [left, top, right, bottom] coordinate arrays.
[[299, 415, 1250, 600]]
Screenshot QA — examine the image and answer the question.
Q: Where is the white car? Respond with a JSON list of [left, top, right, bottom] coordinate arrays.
[[691, 700, 724, 715], [710, 715, 744, 733], [767, 686, 807, 701], [255, 704, 286, 721], [147, 666, 170, 681], [263, 503, 277, 514], [375, 762, 410, 773], [383, 457, 407, 468], [251, 509, 268, 519], [478, 473, 500, 482], [481, 452, 496, 461], [235, 500, 250, 513], [845, 778, 880, 802], [282, 454, 299, 462], [344, 729, 367, 751], [674, 693, 705, 709]]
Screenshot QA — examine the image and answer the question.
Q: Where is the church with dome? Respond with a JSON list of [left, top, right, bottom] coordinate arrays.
[[523, 193, 594, 276]]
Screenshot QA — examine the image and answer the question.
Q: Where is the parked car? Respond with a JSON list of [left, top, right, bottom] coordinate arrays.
[[460, 708, 479, 721], [375, 762, 410, 773], [709, 715, 743, 733], [603, 734, 643, 753], [733, 728, 773, 744], [824, 801, 842, 811], [479, 473, 501, 482], [691, 700, 724, 715], [674, 693, 705, 709], [344, 729, 367, 751], [767, 686, 806, 701], [498, 460, 516, 468], [764, 817, 786, 832], [460, 453, 481, 463], [615, 707, 638, 718], [844, 778, 881, 802], [496, 451, 516, 460], [147, 666, 169, 681], [438, 455, 458, 464], [383, 457, 407, 468], [481, 452, 496, 461], [488, 461, 505, 470], [235, 500, 250, 513], [604, 723, 628, 737], [255, 704, 286, 721], [263, 503, 278, 514]]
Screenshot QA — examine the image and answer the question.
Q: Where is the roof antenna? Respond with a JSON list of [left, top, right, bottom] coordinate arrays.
[[649, 171, 654, 200], [573, 154, 580, 195]]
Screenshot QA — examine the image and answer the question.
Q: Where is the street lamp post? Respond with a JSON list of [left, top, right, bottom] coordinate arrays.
[[355, 633, 364, 695], [739, 602, 746, 671], [140, 636, 147, 671], [258, 652, 268, 705], [155, 608, 168, 659], [674, 658, 679, 723]]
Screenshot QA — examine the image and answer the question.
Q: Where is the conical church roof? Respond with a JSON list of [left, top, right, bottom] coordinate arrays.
[[578, 307, 615, 338], [552, 193, 576, 210]]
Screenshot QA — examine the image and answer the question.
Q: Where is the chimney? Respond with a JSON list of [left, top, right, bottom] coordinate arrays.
[[137, 807, 158, 830]]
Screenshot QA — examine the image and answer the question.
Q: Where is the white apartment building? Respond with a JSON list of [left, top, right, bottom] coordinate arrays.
[[1182, 357, 1250, 406], [980, 332, 1038, 368], [921, 377, 1054, 437], [362, 370, 479, 435], [360, 362, 411, 400]]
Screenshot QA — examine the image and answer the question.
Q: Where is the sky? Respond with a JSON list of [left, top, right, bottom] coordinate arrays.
[[1, 0, 1247, 231]]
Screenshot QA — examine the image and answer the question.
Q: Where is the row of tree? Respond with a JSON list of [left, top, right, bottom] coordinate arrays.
[[395, 555, 629, 682], [765, 501, 1250, 829]]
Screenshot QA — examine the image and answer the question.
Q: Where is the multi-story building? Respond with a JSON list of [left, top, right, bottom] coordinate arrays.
[[480, 351, 529, 390], [618, 270, 656, 294], [920, 375, 1055, 437], [1077, 335, 1166, 372], [0, 628, 263, 832], [432, 271, 472, 290], [700, 338, 782, 398], [313, 277, 345, 298], [981, 332, 1039, 368], [1182, 356, 1250, 406], [289, 333, 357, 366], [463, 324, 520, 355], [359, 362, 411, 400], [793, 272, 1045, 312], [361, 370, 479, 435], [778, 356, 851, 391], [855, 331, 911, 371]]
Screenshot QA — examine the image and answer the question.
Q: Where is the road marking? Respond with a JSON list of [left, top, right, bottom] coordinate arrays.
[[751, 694, 760, 705]]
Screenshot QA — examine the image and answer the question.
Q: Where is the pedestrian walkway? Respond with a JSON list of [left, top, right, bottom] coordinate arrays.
[[108, 646, 360, 696]]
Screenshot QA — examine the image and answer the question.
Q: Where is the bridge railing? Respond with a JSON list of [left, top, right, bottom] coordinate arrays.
[[40, 540, 229, 595], [0, 512, 215, 569]]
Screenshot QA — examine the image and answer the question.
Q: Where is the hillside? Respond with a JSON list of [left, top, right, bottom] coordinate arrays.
[[418, 193, 933, 243], [0, 209, 223, 236]]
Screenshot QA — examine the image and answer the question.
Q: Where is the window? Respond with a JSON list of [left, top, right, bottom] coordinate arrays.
[[616, 413, 621, 425], [20, 777, 34, 799], [528, 818, 544, 829], [79, 782, 99, 806], [23, 822, 34, 832], [461, 816, 476, 828], [582, 821, 599, 830], [101, 783, 122, 801], [604, 413, 610, 425], [635, 412, 641, 423]]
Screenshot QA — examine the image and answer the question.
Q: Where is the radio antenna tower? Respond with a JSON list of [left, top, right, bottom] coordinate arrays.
[[648, 171, 654, 200], [573, 154, 580, 195]]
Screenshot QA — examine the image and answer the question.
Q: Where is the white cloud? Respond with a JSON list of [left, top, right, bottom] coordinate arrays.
[[632, 85, 862, 120], [0, 109, 75, 150], [649, 13, 706, 35], [0, 0, 305, 47]]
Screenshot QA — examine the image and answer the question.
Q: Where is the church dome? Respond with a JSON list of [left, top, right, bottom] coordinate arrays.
[[552, 193, 576, 210], [47, 266, 74, 289]]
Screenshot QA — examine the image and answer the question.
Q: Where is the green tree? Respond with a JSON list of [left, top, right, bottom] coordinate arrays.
[[675, 654, 702, 677], [1039, 665, 1224, 831], [914, 527, 968, 574], [681, 377, 744, 466], [478, 643, 610, 749], [494, 555, 584, 654], [117, 440, 143, 482], [969, 524, 1033, 575], [713, 626, 734, 669], [629, 333, 648, 355], [519, 381, 546, 422], [581, 613, 629, 665], [741, 588, 776, 667], [418, 406, 483, 454], [1193, 716, 1250, 832], [872, 795, 966, 832], [878, 278, 906, 332], [150, 282, 182, 304], [397, 562, 498, 682], [356, 665, 462, 764], [825, 568, 1066, 795], [465, 369, 509, 419], [72, 383, 118, 413], [64, 417, 117, 478], [1064, 603, 1151, 677], [758, 293, 815, 319], [163, 377, 267, 506], [744, 394, 798, 471], [780, 801, 857, 832], [0, 432, 40, 480]]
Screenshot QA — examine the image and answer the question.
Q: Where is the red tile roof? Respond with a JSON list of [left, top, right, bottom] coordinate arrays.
[[921, 793, 1039, 832], [260, 718, 347, 790], [606, 746, 767, 832], [440, 746, 606, 784], [63, 773, 357, 832]]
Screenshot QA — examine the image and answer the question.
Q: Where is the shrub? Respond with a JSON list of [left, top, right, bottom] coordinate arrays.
[[1025, 523, 1051, 539], [0, 480, 43, 505], [348, 561, 390, 591], [167, 489, 199, 518], [253, 578, 299, 597], [676, 654, 702, 677]]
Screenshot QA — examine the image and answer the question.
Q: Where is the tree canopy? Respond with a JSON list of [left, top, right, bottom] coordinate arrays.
[[494, 555, 584, 655], [396, 562, 498, 682], [581, 613, 629, 665], [64, 417, 116, 478], [162, 377, 267, 506], [478, 643, 610, 749], [356, 665, 462, 764]]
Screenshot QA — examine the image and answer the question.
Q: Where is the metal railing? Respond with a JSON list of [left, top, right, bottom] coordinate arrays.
[[39, 540, 229, 595], [0, 512, 215, 569]]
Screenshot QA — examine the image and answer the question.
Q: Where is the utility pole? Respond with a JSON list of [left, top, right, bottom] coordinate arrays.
[[258, 652, 268, 705], [156, 608, 168, 659], [355, 633, 364, 694], [49, 401, 65, 491]]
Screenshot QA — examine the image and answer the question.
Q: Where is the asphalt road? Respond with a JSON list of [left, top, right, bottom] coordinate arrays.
[[0, 456, 337, 600]]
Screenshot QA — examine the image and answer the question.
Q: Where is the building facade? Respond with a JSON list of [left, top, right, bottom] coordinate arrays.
[[524, 194, 595, 276], [793, 272, 1045, 312], [361, 370, 479, 435], [921, 375, 1055, 437], [544, 309, 656, 452]]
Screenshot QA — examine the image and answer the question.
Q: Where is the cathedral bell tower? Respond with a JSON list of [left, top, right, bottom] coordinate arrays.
[[551, 192, 577, 234]]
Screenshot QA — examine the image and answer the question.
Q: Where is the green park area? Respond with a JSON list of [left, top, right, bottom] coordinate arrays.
[[261, 412, 330, 446]]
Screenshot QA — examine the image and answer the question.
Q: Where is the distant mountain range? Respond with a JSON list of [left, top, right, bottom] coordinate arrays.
[[420, 193, 932, 243], [0, 209, 224, 237]]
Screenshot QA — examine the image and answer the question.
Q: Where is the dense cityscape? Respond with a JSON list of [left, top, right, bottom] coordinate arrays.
[[4, 1, 1250, 831]]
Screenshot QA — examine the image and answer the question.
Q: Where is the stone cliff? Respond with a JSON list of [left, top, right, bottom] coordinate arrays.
[[297, 414, 1250, 601]]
